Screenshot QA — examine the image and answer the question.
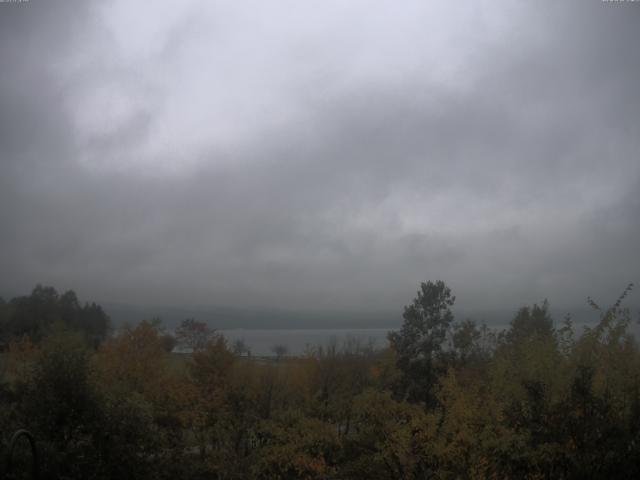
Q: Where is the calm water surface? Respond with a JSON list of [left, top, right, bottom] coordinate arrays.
[[219, 328, 392, 356], [219, 321, 607, 357]]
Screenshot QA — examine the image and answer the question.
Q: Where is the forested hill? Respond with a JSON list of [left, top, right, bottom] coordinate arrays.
[[99, 301, 617, 331], [2, 285, 636, 334]]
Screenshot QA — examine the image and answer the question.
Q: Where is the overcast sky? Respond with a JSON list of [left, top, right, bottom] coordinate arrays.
[[0, 0, 638, 317]]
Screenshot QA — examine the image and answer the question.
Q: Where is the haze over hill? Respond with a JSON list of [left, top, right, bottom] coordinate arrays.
[[101, 300, 626, 331]]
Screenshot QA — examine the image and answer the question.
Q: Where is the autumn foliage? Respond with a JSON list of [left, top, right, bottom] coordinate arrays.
[[0, 282, 639, 479]]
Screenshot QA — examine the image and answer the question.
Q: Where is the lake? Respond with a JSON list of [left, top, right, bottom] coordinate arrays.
[[219, 328, 393, 356], [217, 319, 610, 357]]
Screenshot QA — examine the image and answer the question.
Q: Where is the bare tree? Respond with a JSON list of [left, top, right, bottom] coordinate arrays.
[[271, 344, 288, 360], [232, 338, 250, 356]]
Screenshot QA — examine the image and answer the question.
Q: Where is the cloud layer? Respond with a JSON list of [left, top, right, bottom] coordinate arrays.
[[1, 1, 639, 317]]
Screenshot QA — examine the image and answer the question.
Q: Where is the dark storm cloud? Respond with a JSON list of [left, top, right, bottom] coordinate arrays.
[[1, 1, 638, 318]]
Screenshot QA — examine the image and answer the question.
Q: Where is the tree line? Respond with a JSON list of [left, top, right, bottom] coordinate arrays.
[[0, 281, 638, 479]]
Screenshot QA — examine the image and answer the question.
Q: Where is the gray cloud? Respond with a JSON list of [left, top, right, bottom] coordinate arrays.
[[1, 1, 639, 320]]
